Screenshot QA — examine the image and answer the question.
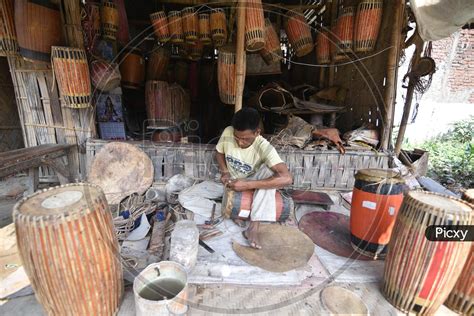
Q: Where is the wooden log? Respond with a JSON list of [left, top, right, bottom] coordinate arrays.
[[234, 0, 246, 112]]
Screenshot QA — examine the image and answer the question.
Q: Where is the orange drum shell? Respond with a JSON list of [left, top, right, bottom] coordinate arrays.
[[245, 0, 265, 52], [101, 0, 119, 41], [260, 19, 281, 65], [182, 7, 198, 43], [354, 0, 383, 53], [285, 13, 313, 57], [316, 31, 330, 64], [120, 49, 145, 89], [91, 60, 121, 92], [210, 9, 227, 47], [13, 183, 124, 316], [217, 46, 245, 105], [150, 11, 170, 43], [145, 80, 172, 127], [168, 11, 184, 44]]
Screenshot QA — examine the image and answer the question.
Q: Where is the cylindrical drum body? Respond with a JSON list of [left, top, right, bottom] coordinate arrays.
[[210, 8, 226, 47], [336, 6, 354, 54], [15, 0, 62, 62], [100, 0, 119, 41], [119, 48, 145, 89], [354, 0, 383, 53], [13, 183, 124, 315], [245, 0, 265, 52], [316, 30, 330, 64], [181, 7, 198, 43], [145, 80, 172, 127], [218, 45, 245, 105], [260, 19, 281, 64], [150, 11, 170, 43], [168, 11, 184, 44], [198, 13, 212, 45], [383, 191, 473, 315], [52, 46, 91, 108], [284, 12, 313, 57], [350, 169, 405, 259], [147, 47, 170, 81]]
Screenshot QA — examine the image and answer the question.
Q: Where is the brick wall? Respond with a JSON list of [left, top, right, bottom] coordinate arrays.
[[427, 29, 474, 103]]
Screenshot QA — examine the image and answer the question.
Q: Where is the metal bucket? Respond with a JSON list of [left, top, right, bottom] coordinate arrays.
[[133, 261, 188, 315]]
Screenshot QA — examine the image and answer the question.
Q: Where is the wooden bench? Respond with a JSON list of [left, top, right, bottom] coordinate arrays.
[[0, 144, 78, 194]]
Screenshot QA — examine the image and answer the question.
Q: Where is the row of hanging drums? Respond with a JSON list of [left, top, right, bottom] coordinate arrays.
[[349, 169, 473, 315]]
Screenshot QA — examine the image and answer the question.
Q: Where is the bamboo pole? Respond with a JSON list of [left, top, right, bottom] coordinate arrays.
[[326, 0, 339, 127], [394, 36, 424, 155], [234, 0, 246, 112], [380, 0, 405, 150]]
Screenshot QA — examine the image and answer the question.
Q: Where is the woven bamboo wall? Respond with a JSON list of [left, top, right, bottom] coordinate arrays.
[[86, 139, 390, 190]]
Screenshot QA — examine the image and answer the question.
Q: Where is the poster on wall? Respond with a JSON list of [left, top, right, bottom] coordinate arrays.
[[95, 89, 126, 140]]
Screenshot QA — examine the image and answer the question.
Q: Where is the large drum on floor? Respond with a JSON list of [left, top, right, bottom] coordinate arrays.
[[168, 11, 184, 44], [101, 0, 119, 41], [52, 46, 91, 108], [350, 169, 405, 259], [245, 0, 265, 52], [383, 191, 472, 315], [210, 8, 227, 47], [259, 19, 281, 65], [150, 11, 170, 43], [354, 0, 383, 53], [145, 80, 172, 127], [223, 189, 293, 222], [0, 0, 18, 55], [284, 12, 313, 57], [147, 47, 170, 81], [119, 48, 145, 89], [316, 30, 330, 64], [444, 188, 474, 315], [182, 7, 198, 43], [13, 183, 124, 315], [218, 45, 244, 105], [14, 0, 62, 62]]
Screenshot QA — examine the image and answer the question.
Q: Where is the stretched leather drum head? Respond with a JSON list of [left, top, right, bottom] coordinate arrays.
[[232, 224, 314, 273], [88, 142, 154, 204], [321, 286, 368, 315]]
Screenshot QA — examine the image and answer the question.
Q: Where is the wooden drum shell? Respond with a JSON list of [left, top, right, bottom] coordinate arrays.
[[13, 183, 124, 315], [260, 19, 281, 65], [285, 12, 313, 58], [52, 46, 91, 108], [145, 80, 172, 127], [383, 191, 473, 315], [210, 9, 226, 47], [316, 31, 330, 64], [0, 0, 18, 55], [182, 7, 198, 43], [168, 11, 184, 44], [100, 0, 119, 41], [218, 45, 245, 105], [150, 11, 170, 43], [335, 6, 354, 54], [90, 60, 121, 92], [354, 0, 383, 53], [198, 13, 212, 45], [119, 48, 145, 90], [245, 0, 265, 52]]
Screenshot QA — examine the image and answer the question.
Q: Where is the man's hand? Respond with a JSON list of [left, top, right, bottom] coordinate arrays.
[[227, 179, 250, 192], [220, 172, 231, 184]]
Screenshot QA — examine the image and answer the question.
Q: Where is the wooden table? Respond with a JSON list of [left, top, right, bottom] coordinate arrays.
[[0, 144, 78, 194]]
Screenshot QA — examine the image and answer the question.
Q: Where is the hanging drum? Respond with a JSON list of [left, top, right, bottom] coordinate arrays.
[[316, 30, 330, 64], [187, 40, 203, 61], [198, 13, 212, 45], [145, 80, 172, 127], [147, 47, 170, 81], [284, 11, 313, 57], [210, 8, 227, 47], [14, 0, 62, 62], [260, 19, 282, 65], [90, 60, 121, 92], [222, 188, 293, 222], [52, 47, 91, 108], [119, 48, 145, 89], [383, 191, 472, 315], [0, 0, 18, 55], [101, 0, 119, 41], [168, 11, 184, 44], [245, 0, 265, 52], [150, 11, 170, 43], [14, 183, 124, 315], [350, 169, 405, 259], [218, 45, 244, 105], [335, 6, 354, 54], [182, 7, 198, 43], [354, 0, 383, 53]]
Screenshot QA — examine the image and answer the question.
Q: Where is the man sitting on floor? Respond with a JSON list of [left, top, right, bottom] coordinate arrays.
[[216, 107, 293, 249]]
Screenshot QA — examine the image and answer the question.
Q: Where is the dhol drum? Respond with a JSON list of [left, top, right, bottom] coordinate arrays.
[[100, 0, 119, 41], [145, 80, 172, 127], [198, 13, 212, 45], [90, 59, 121, 92], [147, 47, 170, 81], [383, 191, 472, 315], [0, 0, 18, 55], [14, 183, 123, 315], [119, 48, 145, 89], [218, 45, 245, 105], [52, 46, 92, 108], [444, 188, 474, 315], [222, 188, 293, 222], [354, 0, 383, 53], [316, 30, 330, 64], [245, 0, 265, 52], [284, 11, 313, 57], [168, 83, 190, 124], [210, 8, 227, 47], [14, 0, 62, 62], [181, 7, 198, 43], [259, 19, 282, 65], [335, 6, 354, 54], [350, 168, 405, 259], [168, 11, 184, 44], [150, 11, 170, 43]]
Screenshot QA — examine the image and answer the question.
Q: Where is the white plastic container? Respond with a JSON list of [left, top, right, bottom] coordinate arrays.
[[169, 220, 199, 272]]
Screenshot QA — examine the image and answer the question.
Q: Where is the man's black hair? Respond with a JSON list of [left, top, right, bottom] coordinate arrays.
[[232, 107, 260, 131]]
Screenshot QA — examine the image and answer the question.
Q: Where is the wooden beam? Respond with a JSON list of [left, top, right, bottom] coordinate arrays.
[[234, 0, 246, 112]]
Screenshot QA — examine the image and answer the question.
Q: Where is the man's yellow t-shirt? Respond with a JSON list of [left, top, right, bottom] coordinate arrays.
[[216, 126, 284, 179]]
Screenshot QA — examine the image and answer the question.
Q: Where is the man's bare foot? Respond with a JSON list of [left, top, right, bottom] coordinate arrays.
[[245, 221, 261, 249]]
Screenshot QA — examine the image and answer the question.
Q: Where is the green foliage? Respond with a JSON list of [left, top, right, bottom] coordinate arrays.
[[410, 116, 474, 191]]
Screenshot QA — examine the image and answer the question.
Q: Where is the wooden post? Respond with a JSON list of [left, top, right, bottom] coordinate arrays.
[[234, 0, 246, 112], [380, 0, 405, 150], [327, 0, 339, 127], [394, 36, 424, 155]]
